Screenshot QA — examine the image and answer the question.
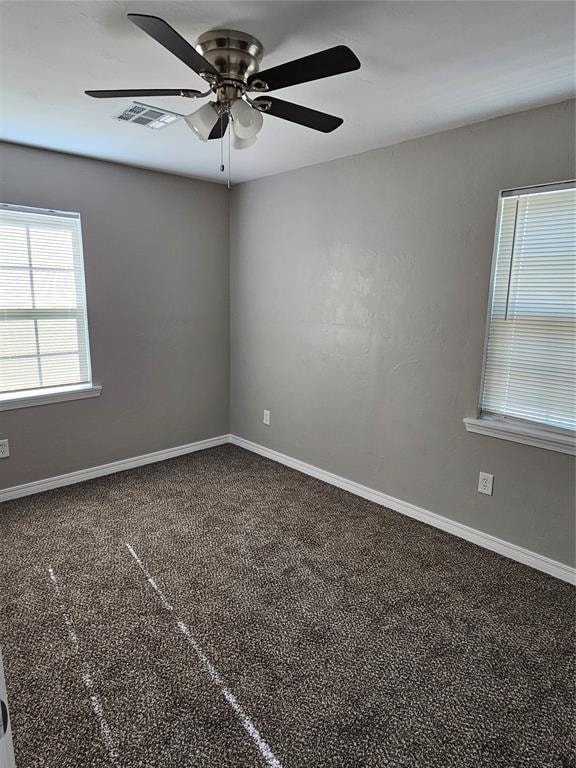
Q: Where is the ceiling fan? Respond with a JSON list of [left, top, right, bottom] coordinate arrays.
[[86, 14, 361, 149]]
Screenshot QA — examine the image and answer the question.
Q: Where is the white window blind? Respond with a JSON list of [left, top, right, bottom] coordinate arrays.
[[480, 182, 576, 432], [0, 204, 93, 399]]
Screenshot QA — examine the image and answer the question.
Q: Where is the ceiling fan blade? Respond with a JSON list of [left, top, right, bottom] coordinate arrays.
[[248, 45, 360, 92], [128, 14, 219, 79], [85, 89, 193, 99], [255, 97, 343, 133], [208, 114, 229, 140]]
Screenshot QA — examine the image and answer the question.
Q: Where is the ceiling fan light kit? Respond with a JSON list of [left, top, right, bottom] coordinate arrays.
[[185, 102, 220, 141], [85, 13, 360, 173], [232, 132, 257, 150], [230, 98, 264, 140]]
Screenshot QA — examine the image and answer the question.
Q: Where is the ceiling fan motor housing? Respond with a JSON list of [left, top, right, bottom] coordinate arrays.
[[195, 30, 264, 85]]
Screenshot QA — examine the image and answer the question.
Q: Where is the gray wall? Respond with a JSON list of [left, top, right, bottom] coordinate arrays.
[[2, 102, 574, 567], [230, 100, 576, 567], [0, 142, 229, 487]]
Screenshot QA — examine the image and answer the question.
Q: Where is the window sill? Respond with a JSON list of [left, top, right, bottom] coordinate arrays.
[[0, 384, 102, 412], [463, 416, 575, 456]]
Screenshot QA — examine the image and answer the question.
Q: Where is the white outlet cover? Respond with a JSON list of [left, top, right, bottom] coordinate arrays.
[[0, 439, 9, 458], [263, 410, 270, 425], [478, 471, 494, 495]]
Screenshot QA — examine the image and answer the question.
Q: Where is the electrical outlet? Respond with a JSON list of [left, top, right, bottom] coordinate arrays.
[[478, 471, 493, 496], [0, 439, 9, 459], [263, 409, 270, 426]]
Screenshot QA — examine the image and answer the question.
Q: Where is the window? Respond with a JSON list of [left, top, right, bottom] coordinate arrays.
[[0, 203, 100, 410], [465, 181, 575, 454]]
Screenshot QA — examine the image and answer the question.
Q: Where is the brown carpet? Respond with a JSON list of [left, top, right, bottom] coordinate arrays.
[[0, 444, 574, 768]]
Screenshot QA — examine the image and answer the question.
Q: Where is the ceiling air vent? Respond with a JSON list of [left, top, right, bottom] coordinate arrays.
[[113, 102, 182, 129]]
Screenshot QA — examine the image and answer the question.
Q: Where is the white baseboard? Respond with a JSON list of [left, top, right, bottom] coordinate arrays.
[[2, 432, 573, 585], [230, 435, 576, 586], [0, 434, 231, 503]]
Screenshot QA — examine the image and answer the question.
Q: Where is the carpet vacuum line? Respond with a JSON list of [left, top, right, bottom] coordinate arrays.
[[48, 566, 122, 768], [125, 543, 284, 768]]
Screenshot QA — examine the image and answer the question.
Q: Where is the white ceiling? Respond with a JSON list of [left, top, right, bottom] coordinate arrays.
[[0, 1, 574, 184]]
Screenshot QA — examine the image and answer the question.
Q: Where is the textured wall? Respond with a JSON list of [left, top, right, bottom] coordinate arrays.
[[0, 142, 229, 487], [230, 100, 576, 566]]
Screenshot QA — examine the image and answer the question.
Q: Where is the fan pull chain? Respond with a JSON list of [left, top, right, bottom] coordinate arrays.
[[227, 118, 231, 189], [219, 114, 225, 173]]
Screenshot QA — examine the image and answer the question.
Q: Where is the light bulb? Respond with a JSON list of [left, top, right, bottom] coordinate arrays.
[[230, 99, 263, 140], [185, 102, 219, 142]]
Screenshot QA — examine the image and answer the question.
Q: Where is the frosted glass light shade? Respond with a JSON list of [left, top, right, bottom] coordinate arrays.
[[232, 132, 257, 150], [185, 102, 219, 141], [230, 99, 263, 140]]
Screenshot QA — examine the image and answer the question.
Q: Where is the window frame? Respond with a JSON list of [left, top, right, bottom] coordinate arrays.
[[465, 180, 576, 456], [0, 202, 101, 411]]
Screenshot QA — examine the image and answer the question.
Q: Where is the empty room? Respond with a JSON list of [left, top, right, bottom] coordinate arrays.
[[0, 1, 574, 766]]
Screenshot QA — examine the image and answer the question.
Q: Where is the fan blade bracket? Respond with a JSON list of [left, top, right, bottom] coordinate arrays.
[[252, 98, 272, 111], [199, 71, 219, 86], [247, 79, 270, 93]]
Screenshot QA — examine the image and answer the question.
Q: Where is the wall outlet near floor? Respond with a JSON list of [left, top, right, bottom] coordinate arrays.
[[0, 439, 10, 459], [263, 409, 271, 426], [478, 471, 493, 495]]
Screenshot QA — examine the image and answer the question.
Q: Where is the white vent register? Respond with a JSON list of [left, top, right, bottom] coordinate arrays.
[[114, 102, 182, 129]]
